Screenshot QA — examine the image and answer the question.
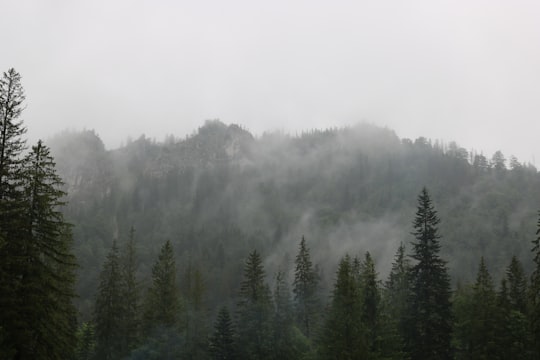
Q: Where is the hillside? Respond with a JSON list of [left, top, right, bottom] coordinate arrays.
[[49, 120, 540, 319]]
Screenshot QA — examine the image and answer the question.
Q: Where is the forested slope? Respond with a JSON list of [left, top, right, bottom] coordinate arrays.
[[49, 120, 540, 319]]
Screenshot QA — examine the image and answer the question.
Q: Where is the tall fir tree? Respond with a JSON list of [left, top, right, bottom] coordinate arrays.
[[209, 306, 236, 360], [236, 249, 273, 360], [121, 226, 140, 352], [13, 140, 78, 359], [531, 211, 540, 357], [0, 68, 28, 358], [143, 240, 181, 332], [500, 256, 530, 359], [506, 255, 527, 314], [359, 251, 380, 353], [319, 254, 368, 360], [272, 270, 302, 360], [408, 187, 453, 360], [468, 257, 499, 359], [94, 240, 125, 360], [293, 236, 319, 339], [183, 260, 209, 360], [0, 70, 78, 360]]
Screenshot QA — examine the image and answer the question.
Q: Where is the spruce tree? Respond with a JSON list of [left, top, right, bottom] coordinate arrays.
[[75, 322, 96, 360], [14, 140, 78, 359], [236, 249, 273, 360], [0, 68, 28, 357], [143, 240, 181, 332], [500, 256, 530, 359], [319, 255, 368, 360], [122, 226, 140, 352], [209, 306, 236, 360], [293, 236, 319, 339], [94, 240, 124, 360], [531, 211, 540, 357], [408, 187, 453, 360], [385, 243, 411, 349], [183, 261, 209, 360], [506, 255, 527, 314], [271, 270, 299, 359], [469, 257, 499, 359]]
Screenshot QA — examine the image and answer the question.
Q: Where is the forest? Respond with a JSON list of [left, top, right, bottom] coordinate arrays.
[[3, 69, 540, 359]]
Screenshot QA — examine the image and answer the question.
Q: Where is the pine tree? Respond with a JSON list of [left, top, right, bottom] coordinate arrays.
[[293, 236, 319, 339], [319, 255, 368, 360], [385, 243, 411, 352], [94, 240, 124, 360], [14, 140, 78, 359], [271, 270, 300, 359], [408, 187, 453, 360], [531, 211, 540, 357], [0, 68, 28, 357], [143, 240, 181, 332], [506, 255, 527, 314], [469, 257, 499, 359], [500, 256, 530, 359], [75, 322, 96, 360], [121, 226, 140, 352], [209, 306, 236, 360], [359, 252, 380, 350], [183, 260, 209, 360], [236, 249, 273, 360]]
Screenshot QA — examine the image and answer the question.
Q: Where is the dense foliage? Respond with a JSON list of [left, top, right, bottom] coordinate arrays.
[[5, 68, 540, 359]]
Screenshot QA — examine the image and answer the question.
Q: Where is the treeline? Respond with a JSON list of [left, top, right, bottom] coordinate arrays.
[[0, 69, 77, 359], [83, 188, 540, 359]]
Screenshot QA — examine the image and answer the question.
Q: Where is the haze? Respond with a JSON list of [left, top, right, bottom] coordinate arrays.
[[2, 0, 540, 163]]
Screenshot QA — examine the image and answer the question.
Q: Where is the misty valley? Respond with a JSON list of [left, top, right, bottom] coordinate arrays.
[[3, 68, 540, 360]]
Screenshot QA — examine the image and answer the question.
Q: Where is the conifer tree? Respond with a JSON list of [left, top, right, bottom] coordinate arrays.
[[469, 257, 498, 359], [500, 256, 530, 359], [272, 270, 300, 359], [506, 255, 527, 314], [75, 322, 96, 360], [293, 236, 319, 338], [385, 243, 411, 350], [183, 260, 209, 360], [143, 240, 181, 332], [531, 211, 540, 357], [408, 187, 453, 360], [236, 249, 273, 360], [209, 306, 236, 360], [14, 140, 78, 359], [359, 252, 380, 347], [0, 68, 28, 357], [122, 226, 140, 352], [319, 255, 368, 360], [94, 240, 124, 360]]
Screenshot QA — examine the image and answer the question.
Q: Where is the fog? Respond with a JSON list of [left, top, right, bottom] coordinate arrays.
[[2, 1, 540, 163]]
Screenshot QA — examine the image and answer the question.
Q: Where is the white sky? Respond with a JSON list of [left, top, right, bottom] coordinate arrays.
[[2, 0, 540, 163]]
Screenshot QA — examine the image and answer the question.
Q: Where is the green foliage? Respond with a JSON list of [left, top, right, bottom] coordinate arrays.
[[293, 236, 320, 339], [94, 240, 124, 360], [409, 188, 453, 360], [209, 306, 236, 360], [236, 250, 273, 360], [75, 322, 96, 360], [319, 255, 368, 360], [143, 240, 181, 332], [0, 70, 78, 359]]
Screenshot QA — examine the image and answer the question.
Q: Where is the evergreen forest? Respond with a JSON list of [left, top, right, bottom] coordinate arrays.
[[4, 68, 540, 359]]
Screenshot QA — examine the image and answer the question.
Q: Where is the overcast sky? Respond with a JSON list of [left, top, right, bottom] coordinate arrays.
[[2, 1, 540, 163]]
